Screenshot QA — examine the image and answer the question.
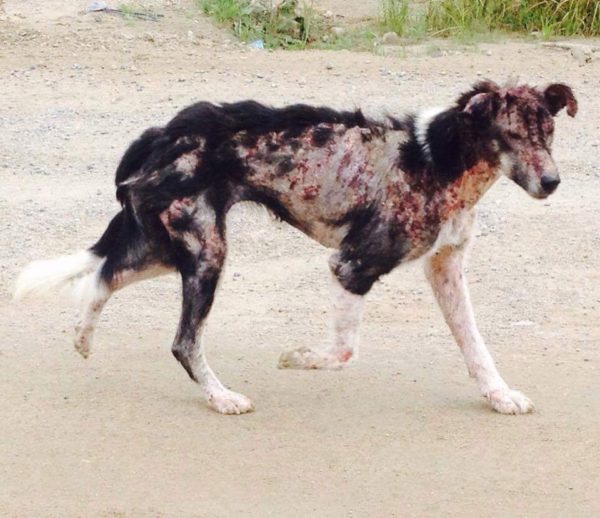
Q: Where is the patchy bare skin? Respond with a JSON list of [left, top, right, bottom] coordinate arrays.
[[237, 126, 498, 256]]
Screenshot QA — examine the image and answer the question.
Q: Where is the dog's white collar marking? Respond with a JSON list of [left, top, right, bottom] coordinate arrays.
[[415, 106, 445, 162]]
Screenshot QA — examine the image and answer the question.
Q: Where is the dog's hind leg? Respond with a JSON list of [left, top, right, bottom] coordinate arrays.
[[73, 269, 111, 358], [425, 243, 534, 415], [162, 196, 254, 415], [73, 260, 172, 358], [74, 215, 174, 358]]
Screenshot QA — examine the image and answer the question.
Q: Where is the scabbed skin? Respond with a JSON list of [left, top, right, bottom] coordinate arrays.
[[109, 81, 576, 297]]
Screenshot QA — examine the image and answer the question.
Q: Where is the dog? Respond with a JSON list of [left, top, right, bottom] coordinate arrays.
[[15, 79, 577, 415]]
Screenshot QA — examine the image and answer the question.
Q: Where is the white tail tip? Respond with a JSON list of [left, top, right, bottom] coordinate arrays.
[[14, 250, 103, 301]]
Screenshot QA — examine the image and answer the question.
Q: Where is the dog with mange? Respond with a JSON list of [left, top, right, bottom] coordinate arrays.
[[15, 79, 577, 415]]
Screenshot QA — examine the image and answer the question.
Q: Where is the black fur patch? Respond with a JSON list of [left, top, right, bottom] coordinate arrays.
[[398, 108, 500, 189], [330, 207, 409, 295], [115, 101, 376, 215], [276, 156, 295, 176], [311, 125, 334, 147]]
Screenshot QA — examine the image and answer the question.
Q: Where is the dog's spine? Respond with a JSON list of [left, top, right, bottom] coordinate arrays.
[[14, 250, 105, 300], [115, 126, 164, 204]]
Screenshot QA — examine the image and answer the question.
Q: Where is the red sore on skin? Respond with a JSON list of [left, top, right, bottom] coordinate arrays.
[[302, 185, 319, 200], [338, 349, 353, 362], [160, 197, 194, 228]]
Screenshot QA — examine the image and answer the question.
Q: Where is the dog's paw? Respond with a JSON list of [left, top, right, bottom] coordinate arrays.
[[486, 388, 534, 414], [278, 346, 352, 370], [73, 330, 91, 359], [206, 388, 255, 415]]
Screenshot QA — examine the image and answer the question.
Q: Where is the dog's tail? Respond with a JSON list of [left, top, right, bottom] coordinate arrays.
[[13, 207, 133, 301], [14, 249, 105, 301], [15, 128, 167, 302]]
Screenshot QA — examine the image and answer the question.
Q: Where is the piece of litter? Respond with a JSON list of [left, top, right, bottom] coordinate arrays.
[[510, 320, 535, 327], [86, 1, 108, 11], [248, 39, 264, 50]]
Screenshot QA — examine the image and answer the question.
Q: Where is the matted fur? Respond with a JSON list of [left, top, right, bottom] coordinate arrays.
[[15, 79, 577, 415]]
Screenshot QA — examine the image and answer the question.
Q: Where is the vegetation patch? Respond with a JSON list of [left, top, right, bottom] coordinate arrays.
[[379, 0, 600, 39], [197, 0, 329, 49], [198, 0, 600, 51]]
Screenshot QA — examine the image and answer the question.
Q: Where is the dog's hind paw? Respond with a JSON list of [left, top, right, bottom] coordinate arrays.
[[206, 388, 255, 415], [278, 346, 352, 370], [486, 388, 534, 415], [73, 332, 91, 359]]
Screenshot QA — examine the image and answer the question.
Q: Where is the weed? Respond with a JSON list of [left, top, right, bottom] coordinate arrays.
[[379, 0, 410, 35], [197, 0, 330, 49], [424, 0, 600, 38]]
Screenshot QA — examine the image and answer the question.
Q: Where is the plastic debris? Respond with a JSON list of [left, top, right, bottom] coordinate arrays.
[[248, 39, 265, 50]]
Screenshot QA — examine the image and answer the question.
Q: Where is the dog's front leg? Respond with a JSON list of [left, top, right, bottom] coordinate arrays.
[[278, 275, 364, 370], [425, 245, 534, 414]]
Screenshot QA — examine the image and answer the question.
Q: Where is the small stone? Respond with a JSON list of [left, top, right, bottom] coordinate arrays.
[[325, 63, 333, 70], [571, 46, 591, 66], [382, 31, 401, 45]]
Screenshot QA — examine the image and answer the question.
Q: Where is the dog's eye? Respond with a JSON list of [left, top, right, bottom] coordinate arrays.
[[507, 131, 524, 140]]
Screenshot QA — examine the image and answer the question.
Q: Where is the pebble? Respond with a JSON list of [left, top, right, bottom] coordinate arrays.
[[382, 32, 402, 45]]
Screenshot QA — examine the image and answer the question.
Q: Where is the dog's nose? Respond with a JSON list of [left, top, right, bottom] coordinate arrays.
[[540, 175, 560, 193]]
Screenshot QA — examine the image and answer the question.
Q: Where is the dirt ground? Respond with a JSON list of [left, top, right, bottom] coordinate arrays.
[[1, 1, 599, 516]]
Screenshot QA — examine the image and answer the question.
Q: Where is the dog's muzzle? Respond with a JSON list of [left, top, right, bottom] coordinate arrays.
[[540, 175, 560, 194]]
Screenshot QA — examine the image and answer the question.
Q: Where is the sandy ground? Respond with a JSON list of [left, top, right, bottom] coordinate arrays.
[[1, 1, 599, 516]]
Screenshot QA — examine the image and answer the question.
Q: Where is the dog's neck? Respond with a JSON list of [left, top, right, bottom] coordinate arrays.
[[438, 159, 501, 218], [412, 106, 502, 211]]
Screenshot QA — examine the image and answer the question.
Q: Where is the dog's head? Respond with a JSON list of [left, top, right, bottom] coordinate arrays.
[[458, 80, 577, 199]]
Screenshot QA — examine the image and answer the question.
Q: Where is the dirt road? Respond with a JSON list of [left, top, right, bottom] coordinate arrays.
[[1, 1, 599, 516]]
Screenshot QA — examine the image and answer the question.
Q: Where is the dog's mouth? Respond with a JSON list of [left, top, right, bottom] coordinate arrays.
[[510, 170, 555, 200], [530, 189, 552, 200]]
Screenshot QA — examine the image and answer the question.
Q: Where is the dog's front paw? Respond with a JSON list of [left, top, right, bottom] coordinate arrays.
[[278, 346, 352, 370], [486, 388, 534, 414], [205, 388, 255, 415]]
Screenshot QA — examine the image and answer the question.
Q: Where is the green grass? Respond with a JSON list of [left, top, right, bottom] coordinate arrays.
[[380, 0, 410, 35], [197, 0, 600, 52], [197, 0, 330, 49], [424, 0, 600, 38]]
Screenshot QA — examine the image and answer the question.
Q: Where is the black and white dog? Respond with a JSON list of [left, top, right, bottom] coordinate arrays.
[[15, 80, 577, 415]]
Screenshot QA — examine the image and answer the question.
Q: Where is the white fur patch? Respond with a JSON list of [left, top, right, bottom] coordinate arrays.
[[330, 275, 364, 357], [498, 152, 513, 176], [414, 106, 445, 161], [278, 275, 364, 369], [429, 209, 476, 254], [14, 250, 103, 300], [189, 329, 254, 414], [174, 152, 199, 176], [425, 241, 534, 414]]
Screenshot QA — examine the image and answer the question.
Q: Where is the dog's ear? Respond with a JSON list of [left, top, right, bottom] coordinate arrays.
[[542, 83, 578, 117], [462, 92, 499, 123], [456, 81, 500, 125]]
